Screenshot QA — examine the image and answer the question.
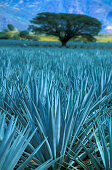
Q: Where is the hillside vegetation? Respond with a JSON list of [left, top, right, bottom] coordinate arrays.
[[1, 30, 112, 42]]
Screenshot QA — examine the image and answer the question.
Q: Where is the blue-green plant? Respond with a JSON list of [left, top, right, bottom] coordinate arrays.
[[1, 44, 112, 169], [0, 112, 52, 170]]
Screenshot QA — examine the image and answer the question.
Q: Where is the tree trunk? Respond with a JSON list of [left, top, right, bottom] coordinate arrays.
[[59, 36, 71, 47], [61, 40, 68, 47]]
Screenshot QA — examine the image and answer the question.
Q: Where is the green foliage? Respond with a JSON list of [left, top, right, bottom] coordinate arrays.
[[19, 30, 29, 38], [27, 35, 39, 41], [11, 33, 20, 40], [29, 12, 101, 46], [0, 30, 39, 41], [18, 31, 39, 41], [7, 24, 16, 31], [3, 29, 9, 32], [71, 35, 96, 42], [0, 32, 11, 39]]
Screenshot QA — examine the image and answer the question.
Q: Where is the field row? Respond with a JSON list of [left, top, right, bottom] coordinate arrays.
[[1, 40, 112, 49]]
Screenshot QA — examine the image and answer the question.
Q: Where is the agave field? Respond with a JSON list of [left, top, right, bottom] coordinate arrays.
[[1, 40, 112, 50], [0, 43, 112, 169]]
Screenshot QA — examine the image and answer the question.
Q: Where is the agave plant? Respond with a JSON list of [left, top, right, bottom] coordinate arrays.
[[66, 108, 112, 170], [0, 111, 50, 170], [3, 71, 112, 169], [93, 110, 112, 170], [1, 43, 112, 170]]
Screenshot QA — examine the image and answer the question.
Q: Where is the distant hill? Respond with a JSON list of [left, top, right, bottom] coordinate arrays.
[[0, 0, 112, 33]]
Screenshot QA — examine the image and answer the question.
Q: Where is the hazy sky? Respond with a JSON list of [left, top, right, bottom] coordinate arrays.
[[0, 0, 112, 33]]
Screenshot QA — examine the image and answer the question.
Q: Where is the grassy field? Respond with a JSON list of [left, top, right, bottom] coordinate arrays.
[[37, 33, 112, 42], [95, 36, 112, 42], [39, 34, 112, 42], [2, 30, 112, 42], [38, 34, 59, 41]]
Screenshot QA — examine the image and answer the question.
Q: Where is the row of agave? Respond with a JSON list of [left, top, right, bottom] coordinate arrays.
[[0, 47, 112, 169], [1, 40, 112, 49]]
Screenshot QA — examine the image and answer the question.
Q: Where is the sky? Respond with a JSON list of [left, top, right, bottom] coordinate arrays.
[[0, 0, 112, 33]]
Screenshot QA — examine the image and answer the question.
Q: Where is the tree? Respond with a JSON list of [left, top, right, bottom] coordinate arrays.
[[80, 34, 96, 42], [7, 24, 16, 31], [19, 30, 29, 38], [28, 12, 102, 46], [3, 29, 9, 32]]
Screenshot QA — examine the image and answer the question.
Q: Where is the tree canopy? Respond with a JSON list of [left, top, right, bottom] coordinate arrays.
[[7, 24, 16, 31], [29, 12, 102, 46], [19, 30, 29, 38]]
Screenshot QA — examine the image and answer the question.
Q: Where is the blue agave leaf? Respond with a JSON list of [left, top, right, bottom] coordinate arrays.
[[109, 115, 112, 169], [17, 138, 47, 170], [35, 156, 63, 170], [0, 114, 5, 141], [0, 114, 40, 170]]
